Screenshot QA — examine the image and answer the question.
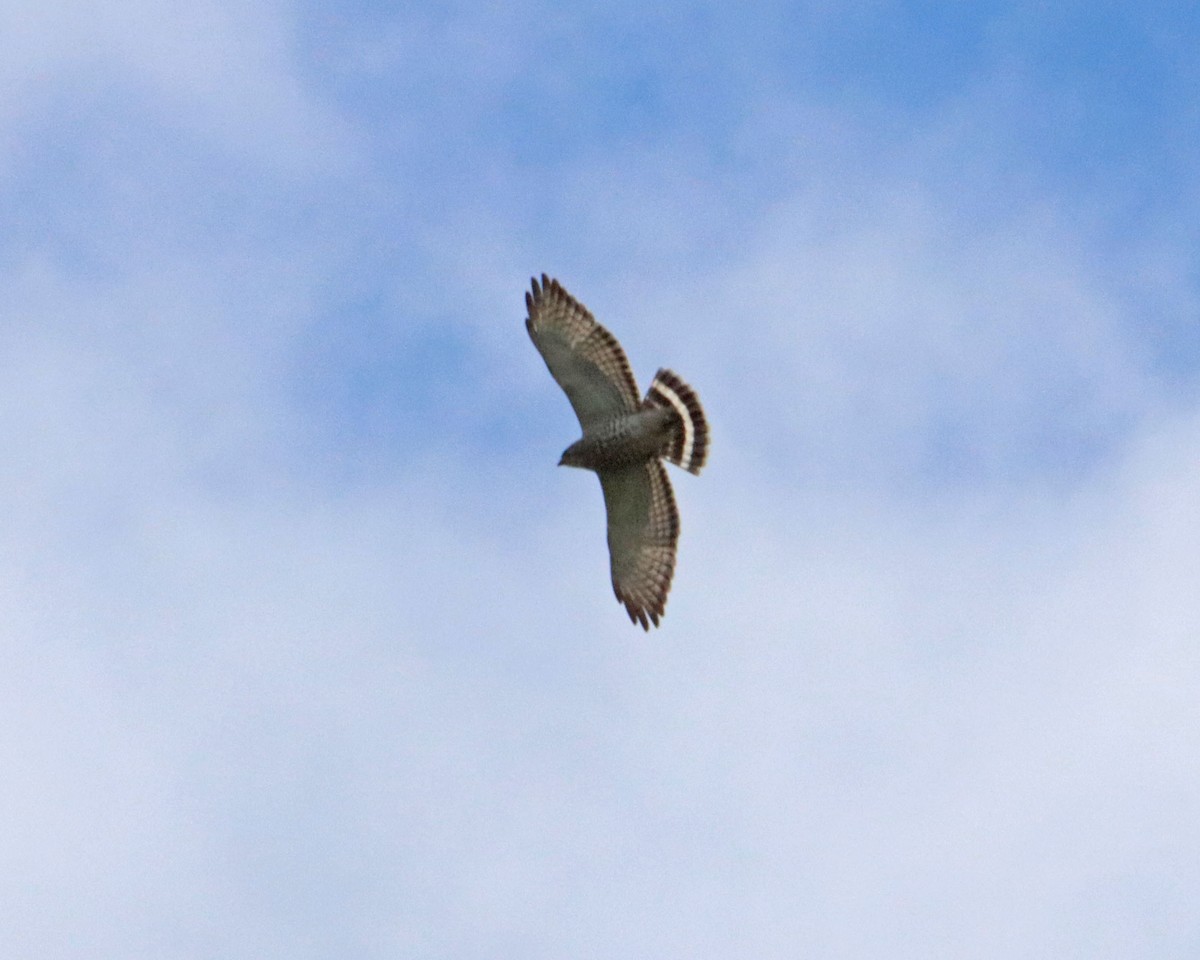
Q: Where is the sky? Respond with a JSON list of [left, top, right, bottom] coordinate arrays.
[[3, 1, 1200, 957]]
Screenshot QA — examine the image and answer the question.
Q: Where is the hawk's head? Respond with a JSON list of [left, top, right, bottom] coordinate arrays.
[[558, 438, 589, 470]]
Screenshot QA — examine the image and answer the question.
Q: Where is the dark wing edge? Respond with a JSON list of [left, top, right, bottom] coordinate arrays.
[[599, 460, 680, 630], [525, 274, 641, 429]]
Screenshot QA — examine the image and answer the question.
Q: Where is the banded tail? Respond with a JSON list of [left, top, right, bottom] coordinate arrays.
[[644, 368, 709, 475]]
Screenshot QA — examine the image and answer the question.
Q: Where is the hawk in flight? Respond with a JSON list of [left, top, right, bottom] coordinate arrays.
[[525, 275, 708, 629]]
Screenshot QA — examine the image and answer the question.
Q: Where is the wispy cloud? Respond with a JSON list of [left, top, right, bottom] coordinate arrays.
[[3, 1, 1199, 957]]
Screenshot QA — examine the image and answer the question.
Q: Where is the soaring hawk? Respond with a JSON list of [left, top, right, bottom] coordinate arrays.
[[525, 274, 708, 629]]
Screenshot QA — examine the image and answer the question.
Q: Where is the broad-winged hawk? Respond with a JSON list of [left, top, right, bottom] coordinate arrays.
[[525, 274, 708, 629]]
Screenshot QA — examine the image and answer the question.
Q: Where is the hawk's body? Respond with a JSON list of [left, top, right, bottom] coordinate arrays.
[[559, 406, 678, 471], [525, 274, 708, 629]]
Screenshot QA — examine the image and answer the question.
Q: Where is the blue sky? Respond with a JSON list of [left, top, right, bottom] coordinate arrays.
[[4, 2, 1200, 957]]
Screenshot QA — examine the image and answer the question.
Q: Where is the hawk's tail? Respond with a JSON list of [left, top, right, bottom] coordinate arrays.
[[644, 368, 709, 475]]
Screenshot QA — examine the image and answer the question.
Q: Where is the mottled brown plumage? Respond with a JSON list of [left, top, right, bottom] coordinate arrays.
[[525, 274, 708, 629]]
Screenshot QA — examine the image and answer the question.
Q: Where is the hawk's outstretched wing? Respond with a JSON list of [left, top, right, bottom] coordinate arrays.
[[599, 460, 680, 630], [525, 274, 640, 429]]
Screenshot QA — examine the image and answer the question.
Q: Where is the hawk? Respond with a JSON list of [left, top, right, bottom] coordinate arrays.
[[525, 274, 708, 629]]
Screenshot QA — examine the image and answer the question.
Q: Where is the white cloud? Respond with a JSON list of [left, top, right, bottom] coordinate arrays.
[[0, 0, 351, 174], [6, 239, 1199, 956], [3, 2, 1200, 956]]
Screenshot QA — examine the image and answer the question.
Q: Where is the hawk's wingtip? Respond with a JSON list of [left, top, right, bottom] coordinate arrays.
[[623, 600, 659, 631]]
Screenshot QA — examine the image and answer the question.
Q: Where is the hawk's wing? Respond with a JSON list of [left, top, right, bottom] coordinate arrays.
[[599, 460, 679, 630], [525, 274, 640, 430]]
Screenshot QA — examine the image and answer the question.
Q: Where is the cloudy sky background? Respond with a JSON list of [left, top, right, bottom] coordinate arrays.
[[4, 2, 1200, 956]]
